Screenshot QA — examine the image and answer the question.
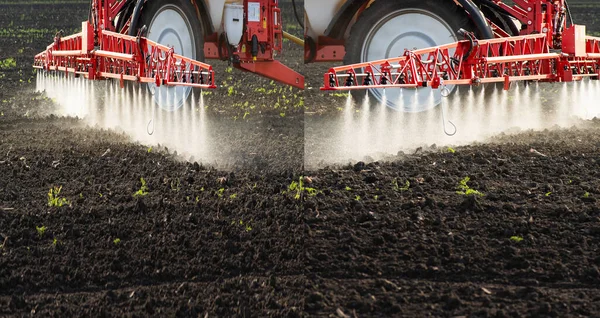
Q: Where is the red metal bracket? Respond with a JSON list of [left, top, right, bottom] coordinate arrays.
[[236, 61, 304, 89]]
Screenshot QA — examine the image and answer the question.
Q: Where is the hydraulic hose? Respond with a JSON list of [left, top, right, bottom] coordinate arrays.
[[128, 0, 145, 36], [457, 0, 494, 39], [565, 0, 574, 26], [283, 31, 304, 46]]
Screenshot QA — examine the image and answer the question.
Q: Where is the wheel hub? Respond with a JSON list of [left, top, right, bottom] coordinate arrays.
[[147, 5, 195, 111], [361, 9, 458, 112]]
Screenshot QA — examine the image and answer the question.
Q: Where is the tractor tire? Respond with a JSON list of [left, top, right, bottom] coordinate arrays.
[[344, 0, 476, 112], [139, 0, 205, 111]]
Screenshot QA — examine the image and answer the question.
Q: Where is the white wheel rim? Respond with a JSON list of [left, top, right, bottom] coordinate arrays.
[[147, 5, 195, 111], [361, 9, 458, 112]]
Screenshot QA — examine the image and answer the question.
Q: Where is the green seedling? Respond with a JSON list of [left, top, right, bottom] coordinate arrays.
[[345, 186, 352, 191], [447, 147, 456, 153], [456, 177, 484, 196], [216, 188, 225, 198], [355, 195, 361, 201], [147, 146, 152, 153], [170, 178, 181, 192], [232, 219, 253, 232], [113, 238, 121, 245], [584, 192, 590, 198], [48, 186, 70, 207], [230, 193, 237, 199], [36, 225, 46, 238], [545, 192, 551, 197], [52, 238, 58, 247], [0, 58, 16, 69], [133, 178, 149, 197], [510, 236, 523, 243], [286, 176, 319, 200], [393, 179, 410, 192]]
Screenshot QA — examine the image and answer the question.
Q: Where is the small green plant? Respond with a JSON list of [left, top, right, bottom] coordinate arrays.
[[36, 225, 47, 238], [583, 192, 590, 198], [133, 178, 149, 197], [456, 177, 484, 196], [113, 238, 121, 245], [48, 186, 70, 207], [545, 192, 552, 197], [147, 146, 152, 153], [447, 147, 456, 154], [510, 236, 523, 243], [216, 188, 225, 198], [52, 237, 58, 247], [345, 186, 352, 191], [232, 219, 253, 232], [286, 177, 319, 200], [0, 58, 16, 69], [392, 179, 410, 192], [374, 195, 379, 200], [170, 178, 181, 192], [230, 193, 237, 199], [355, 195, 361, 201]]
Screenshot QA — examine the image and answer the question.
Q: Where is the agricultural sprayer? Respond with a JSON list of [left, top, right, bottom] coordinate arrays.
[[33, 0, 600, 118], [316, 0, 600, 114], [34, 0, 306, 111]]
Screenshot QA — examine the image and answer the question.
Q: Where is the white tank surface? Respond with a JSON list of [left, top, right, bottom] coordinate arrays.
[[205, 0, 227, 32], [224, 3, 244, 46], [304, 0, 347, 38]]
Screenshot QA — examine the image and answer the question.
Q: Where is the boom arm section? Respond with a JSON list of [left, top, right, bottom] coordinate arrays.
[[34, 22, 216, 89], [322, 28, 600, 92]]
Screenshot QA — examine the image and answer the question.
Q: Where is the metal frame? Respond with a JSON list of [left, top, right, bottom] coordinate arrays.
[[34, 22, 216, 89], [321, 0, 600, 91], [322, 30, 600, 91], [34, 0, 305, 90]]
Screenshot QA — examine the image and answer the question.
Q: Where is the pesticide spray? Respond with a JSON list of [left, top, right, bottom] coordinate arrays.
[[305, 79, 600, 168], [35, 72, 212, 162]]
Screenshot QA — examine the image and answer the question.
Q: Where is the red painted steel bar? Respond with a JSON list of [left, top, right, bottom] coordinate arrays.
[[34, 22, 216, 90], [322, 28, 600, 91]]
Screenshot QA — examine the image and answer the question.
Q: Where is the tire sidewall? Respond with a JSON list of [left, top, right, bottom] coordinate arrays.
[[139, 0, 205, 62], [344, 0, 474, 109]]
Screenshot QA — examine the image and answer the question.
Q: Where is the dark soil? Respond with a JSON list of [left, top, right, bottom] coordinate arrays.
[[1, 1, 600, 317]]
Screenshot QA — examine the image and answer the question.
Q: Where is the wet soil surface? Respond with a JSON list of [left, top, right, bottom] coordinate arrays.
[[2, 1, 600, 317]]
